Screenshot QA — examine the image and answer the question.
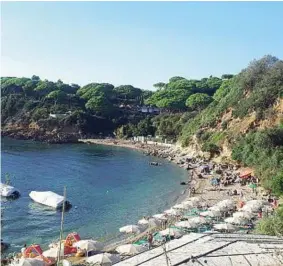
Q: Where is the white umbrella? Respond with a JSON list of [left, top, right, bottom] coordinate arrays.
[[164, 209, 181, 216], [217, 199, 234, 208], [159, 228, 184, 238], [148, 218, 161, 227], [224, 217, 248, 225], [73, 240, 103, 251], [119, 225, 140, 234], [116, 244, 147, 256], [43, 247, 64, 258], [175, 221, 197, 229], [173, 203, 190, 210], [182, 201, 195, 207], [241, 204, 260, 212], [86, 253, 120, 266], [188, 197, 200, 203], [138, 218, 149, 225], [200, 210, 222, 217], [246, 200, 266, 206], [213, 223, 236, 231], [152, 213, 167, 220], [233, 211, 254, 219], [12, 258, 45, 266], [208, 206, 223, 212], [188, 217, 207, 225]]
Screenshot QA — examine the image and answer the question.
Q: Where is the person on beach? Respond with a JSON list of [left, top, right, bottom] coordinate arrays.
[[147, 233, 153, 249], [21, 244, 27, 257]]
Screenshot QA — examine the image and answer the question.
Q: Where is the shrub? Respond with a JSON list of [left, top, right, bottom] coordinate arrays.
[[32, 108, 49, 121]]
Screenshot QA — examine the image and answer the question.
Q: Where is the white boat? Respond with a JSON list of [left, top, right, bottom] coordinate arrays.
[[29, 191, 71, 209], [0, 183, 20, 198]]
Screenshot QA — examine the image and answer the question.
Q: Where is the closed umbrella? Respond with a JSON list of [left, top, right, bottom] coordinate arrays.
[[85, 253, 120, 266], [164, 209, 181, 216], [116, 244, 147, 256], [74, 240, 103, 251], [159, 228, 184, 238], [213, 223, 236, 232], [119, 225, 140, 234], [175, 221, 197, 229]]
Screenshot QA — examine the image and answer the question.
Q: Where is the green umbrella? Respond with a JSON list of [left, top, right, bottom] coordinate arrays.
[[249, 183, 257, 189]]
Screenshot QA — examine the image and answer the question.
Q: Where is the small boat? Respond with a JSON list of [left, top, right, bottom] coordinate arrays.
[[150, 162, 160, 166], [29, 191, 72, 209], [0, 183, 20, 198]]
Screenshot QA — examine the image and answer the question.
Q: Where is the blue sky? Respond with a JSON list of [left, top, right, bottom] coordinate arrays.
[[1, 2, 283, 90]]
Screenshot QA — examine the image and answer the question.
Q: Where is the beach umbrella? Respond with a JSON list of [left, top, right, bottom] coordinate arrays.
[[175, 221, 197, 229], [200, 210, 222, 218], [164, 209, 181, 216], [249, 183, 257, 189], [42, 247, 64, 258], [14, 258, 45, 266], [246, 200, 266, 207], [188, 197, 200, 203], [224, 217, 248, 225], [181, 201, 195, 208], [152, 214, 167, 220], [138, 218, 149, 225], [213, 223, 236, 232], [233, 211, 254, 220], [159, 228, 184, 238], [148, 218, 161, 227], [73, 240, 103, 251], [119, 225, 141, 234], [85, 253, 120, 266], [116, 244, 147, 256], [188, 217, 207, 225], [173, 203, 190, 210], [241, 204, 261, 213], [208, 206, 223, 212], [217, 199, 234, 209]]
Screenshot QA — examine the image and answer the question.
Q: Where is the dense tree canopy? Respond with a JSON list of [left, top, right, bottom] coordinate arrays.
[[186, 93, 213, 111]]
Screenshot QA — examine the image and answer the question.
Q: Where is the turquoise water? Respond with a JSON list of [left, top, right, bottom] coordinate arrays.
[[1, 138, 188, 253]]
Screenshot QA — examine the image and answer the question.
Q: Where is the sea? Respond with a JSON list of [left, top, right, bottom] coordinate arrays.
[[1, 137, 188, 254]]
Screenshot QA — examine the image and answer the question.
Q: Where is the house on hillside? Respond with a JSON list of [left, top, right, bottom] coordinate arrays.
[[140, 106, 160, 114], [49, 111, 72, 119]]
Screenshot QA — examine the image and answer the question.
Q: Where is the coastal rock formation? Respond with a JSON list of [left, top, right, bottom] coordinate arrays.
[[1, 124, 79, 144]]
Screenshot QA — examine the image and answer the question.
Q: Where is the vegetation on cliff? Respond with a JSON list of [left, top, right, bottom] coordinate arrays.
[[2, 55, 283, 235]]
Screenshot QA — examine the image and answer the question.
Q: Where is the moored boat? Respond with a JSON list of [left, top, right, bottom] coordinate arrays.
[[0, 183, 20, 199], [29, 191, 72, 210]]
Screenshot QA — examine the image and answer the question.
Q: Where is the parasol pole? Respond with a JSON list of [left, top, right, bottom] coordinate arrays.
[[57, 186, 66, 266]]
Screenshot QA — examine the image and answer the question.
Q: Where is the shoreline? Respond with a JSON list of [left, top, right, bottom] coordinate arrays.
[[78, 138, 261, 253]]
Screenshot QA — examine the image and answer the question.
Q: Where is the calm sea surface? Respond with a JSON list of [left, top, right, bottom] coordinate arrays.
[[1, 138, 187, 253]]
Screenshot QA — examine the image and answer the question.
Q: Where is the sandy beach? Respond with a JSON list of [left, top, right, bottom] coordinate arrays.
[[5, 138, 264, 266], [77, 139, 263, 248]]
